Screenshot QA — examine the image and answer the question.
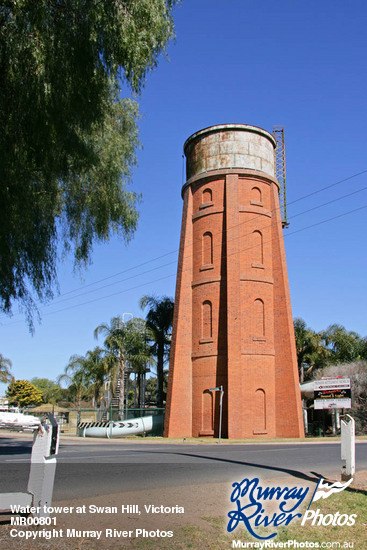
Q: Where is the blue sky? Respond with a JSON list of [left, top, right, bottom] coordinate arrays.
[[1, 0, 366, 390]]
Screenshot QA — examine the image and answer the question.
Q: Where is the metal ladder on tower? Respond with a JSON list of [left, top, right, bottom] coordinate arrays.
[[273, 126, 289, 228]]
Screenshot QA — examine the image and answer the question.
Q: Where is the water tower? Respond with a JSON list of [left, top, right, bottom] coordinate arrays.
[[164, 124, 304, 439]]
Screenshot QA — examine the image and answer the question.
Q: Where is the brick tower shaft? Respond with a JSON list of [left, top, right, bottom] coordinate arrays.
[[164, 124, 304, 439]]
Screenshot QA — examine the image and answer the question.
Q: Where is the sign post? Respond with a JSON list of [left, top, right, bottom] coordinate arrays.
[[209, 386, 224, 444], [312, 378, 354, 476]]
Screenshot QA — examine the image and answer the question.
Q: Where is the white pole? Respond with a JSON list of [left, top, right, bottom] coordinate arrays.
[[341, 414, 355, 480], [209, 386, 224, 443], [0, 416, 59, 518], [218, 386, 224, 444]]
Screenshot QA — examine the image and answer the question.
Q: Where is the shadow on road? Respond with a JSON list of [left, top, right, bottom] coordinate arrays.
[[127, 449, 367, 495], [0, 438, 32, 456], [138, 449, 324, 484]]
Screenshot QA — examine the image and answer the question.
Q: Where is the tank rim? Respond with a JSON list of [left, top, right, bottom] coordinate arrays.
[[183, 123, 276, 155]]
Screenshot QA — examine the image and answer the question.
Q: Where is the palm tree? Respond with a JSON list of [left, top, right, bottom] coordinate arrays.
[[294, 318, 329, 382], [122, 318, 154, 408], [0, 353, 13, 384], [83, 348, 108, 407], [94, 316, 128, 412], [57, 356, 88, 408], [320, 324, 364, 364], [94, 316, 153, 411], [58, 347, 107, 408], [140, 295, 174, 408]]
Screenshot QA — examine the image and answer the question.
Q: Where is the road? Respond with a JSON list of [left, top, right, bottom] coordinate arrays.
[[1, 435, 366, 501]]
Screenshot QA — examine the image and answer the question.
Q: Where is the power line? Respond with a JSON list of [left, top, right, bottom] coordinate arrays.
[[3, 202, 366, 326], [59, 250, 178, 298], [6, 181, 367, 317], [41, 260, 178, 307], [2, 169, 367, 323], [290, 169, 367, 206], [29, 168, 367, 301], [37, 202, 367, 314]]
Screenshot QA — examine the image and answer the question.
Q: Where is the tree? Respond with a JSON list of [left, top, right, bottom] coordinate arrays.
[[94, 316, 153, 410], [145, 376, 158, 405], [121, 318, 154, 408], [58, 347, 107, 408], [0, 1, 177, 323], [294, 319, 367, 382], [30, 377, 63, 404], [58, 355, 89, 407], [294, 318, 330, 382], [360, 337, 367, 361], [83, 348, 109, 408], [94, 316, 129, 411], [320, 324, 365, 364], [140, 295, 174, 407], [0, 353, 13, 384], [6, 379, 43, 407]]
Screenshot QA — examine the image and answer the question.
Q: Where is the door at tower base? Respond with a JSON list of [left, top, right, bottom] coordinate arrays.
[[164, 124, 304, 439]]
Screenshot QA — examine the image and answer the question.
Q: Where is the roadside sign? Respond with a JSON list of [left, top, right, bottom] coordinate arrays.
[[314, 378, 350, 390], [314, 378, 351, 410]]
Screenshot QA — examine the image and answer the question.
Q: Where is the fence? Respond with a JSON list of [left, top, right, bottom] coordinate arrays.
[[26, 407, 166, 437]]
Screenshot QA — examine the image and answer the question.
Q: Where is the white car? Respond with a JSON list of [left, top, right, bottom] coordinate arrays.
[[0, 411, 41, 431]]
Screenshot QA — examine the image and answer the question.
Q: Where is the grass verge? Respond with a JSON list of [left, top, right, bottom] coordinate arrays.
[[133, 488, 366, 549]]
